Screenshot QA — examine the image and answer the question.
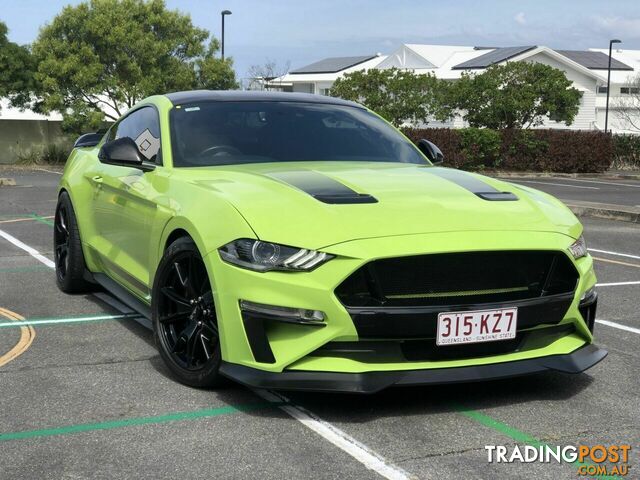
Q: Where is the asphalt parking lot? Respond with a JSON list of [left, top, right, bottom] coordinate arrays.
[[0, 168, 638, 480], [498, 174, 640, 208]]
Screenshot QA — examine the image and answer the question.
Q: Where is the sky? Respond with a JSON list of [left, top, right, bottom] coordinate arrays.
[[2, 0, 640, 80]]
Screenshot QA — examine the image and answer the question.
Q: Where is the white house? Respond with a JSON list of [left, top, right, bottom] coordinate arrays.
[[275, 44, 640, 133]]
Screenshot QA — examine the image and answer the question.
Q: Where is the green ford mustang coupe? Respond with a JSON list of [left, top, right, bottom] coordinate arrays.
[[55, 90, 605, 393]]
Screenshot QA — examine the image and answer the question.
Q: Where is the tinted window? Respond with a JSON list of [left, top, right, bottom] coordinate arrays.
[[169, 102, 426, 167], [110, 107, 161, 162]]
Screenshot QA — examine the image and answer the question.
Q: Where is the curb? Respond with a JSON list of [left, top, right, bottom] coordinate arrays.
[[0, 178, 16, 186], [566, 204, 640, 224]]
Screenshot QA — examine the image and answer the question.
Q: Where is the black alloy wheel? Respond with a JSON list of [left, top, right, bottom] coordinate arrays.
[[53, 191, 94, 293], [54, 203, 70, 281], [153, 237, 224, 387]]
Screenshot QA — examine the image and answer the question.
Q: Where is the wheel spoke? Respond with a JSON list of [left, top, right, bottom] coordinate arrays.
[[173, 262, 187, 286], [201, 321, 218, 337], [159, 310, 190, 324], [185, 324, 202, 365], [59, 211, 68, 235], [200, 334, 212, 360], [186, 255, 199, 298], [161, 287, 191, 307]]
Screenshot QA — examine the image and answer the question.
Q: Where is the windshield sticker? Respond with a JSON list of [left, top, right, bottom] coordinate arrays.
[[185, 106, 201, 112]]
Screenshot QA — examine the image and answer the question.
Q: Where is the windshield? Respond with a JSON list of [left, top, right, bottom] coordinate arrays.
[[169, 101, 427, 167]]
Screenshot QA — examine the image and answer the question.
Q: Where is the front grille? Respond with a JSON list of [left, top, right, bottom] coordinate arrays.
[[336, 250, 579, 308]]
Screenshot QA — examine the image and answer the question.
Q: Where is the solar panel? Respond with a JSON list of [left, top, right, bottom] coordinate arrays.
[[290, 55, 377, 74], [555, 50, 633, 70], [452, 46, 536, 69]]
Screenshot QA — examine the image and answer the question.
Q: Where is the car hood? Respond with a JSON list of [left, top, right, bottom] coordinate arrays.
[[186, 162, 581, 250]]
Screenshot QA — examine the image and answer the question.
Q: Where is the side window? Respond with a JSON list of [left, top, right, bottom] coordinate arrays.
[[114, 107, 162, 163]]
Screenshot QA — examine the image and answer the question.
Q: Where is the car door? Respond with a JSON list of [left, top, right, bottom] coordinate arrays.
[[92, 106, 166, 300]]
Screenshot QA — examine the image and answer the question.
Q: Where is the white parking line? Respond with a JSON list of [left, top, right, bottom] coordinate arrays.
[[0, 224, 414, 479], [253, 389, 413, 480], [596, 281, 640, 287], [589, 248, 640, 261], [0, 229, 55, 268], [549, 178, 640, 188], [510, 180, 599, 190], [596, 319, 640, 335]]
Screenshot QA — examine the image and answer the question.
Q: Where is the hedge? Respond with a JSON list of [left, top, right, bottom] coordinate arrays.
[[612, 134, 640, 169], [402, 128, 614, 173]]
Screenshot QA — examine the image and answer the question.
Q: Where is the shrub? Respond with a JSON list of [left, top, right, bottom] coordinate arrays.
[[403, 128, 613, 173], [612, 134, 640, 170], [459, 128, 501, 170], [15, 143, 71, 165]]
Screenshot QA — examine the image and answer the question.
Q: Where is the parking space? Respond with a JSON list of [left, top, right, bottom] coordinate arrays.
[[497, 175, 640, 208], [0, 168, 638, 479]]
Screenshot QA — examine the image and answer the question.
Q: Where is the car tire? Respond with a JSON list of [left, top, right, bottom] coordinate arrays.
[[54, 191, 95, 293], [152, 237, 225, 388]]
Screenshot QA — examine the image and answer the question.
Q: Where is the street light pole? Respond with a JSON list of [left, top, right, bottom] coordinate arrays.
[[221, 10, 232, 60], [605, 38, 621, 133]]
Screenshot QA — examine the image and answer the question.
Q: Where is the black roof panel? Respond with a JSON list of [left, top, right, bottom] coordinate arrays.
[[164, 90, 364, 108], [555, 50, 633, 70], [452, 46, 536, 69], [290, 55, 378, 74]]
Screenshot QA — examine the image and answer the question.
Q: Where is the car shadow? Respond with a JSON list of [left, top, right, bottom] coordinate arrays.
[[85, 291, 597, 420], [239, 371, 596, 423]]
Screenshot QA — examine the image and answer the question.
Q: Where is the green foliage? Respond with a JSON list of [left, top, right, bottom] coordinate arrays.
[[330, 67, 452, 127], [402, 127, 612, 173], [451, 62, 582, 129], [459, 128, 502, 169], [27, 0, 237, 133], [0, 22, 37, 109], [612, 134, 640, 170], [16, 143, 71, 165]]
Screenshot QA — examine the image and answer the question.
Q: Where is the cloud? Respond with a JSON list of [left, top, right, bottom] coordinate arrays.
[[591, 16, 640, 39], [514, 12, 526, 25]]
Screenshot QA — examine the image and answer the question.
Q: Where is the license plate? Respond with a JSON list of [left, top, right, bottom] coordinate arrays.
[[436, 307, 518, 346]]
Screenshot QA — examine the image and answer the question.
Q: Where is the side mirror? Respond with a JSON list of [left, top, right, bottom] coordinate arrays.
[[74, 132, 104, 149], [417, 139, 444, 165], [98, 137, 155, 172]]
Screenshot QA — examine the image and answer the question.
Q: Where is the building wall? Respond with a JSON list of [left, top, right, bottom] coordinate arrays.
[[523, 52, 599, 130], [0, 120, 69, 164]]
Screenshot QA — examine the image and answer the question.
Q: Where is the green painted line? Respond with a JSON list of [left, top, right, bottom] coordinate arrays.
[[0, 313, 139, 328], [0, 401, 281, 442], [29, 213, 54, 227], [456, 406, 623, 479]]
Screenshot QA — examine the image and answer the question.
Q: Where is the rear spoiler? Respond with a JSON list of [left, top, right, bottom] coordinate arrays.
[[73, 130, 107, 149]]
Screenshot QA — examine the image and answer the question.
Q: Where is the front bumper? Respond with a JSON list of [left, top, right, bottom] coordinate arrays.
[[220, 343, 607, 394], [204, 230, 600, 382]]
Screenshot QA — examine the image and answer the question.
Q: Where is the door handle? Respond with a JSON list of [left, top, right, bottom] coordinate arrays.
[[92, 175, 103, 183]]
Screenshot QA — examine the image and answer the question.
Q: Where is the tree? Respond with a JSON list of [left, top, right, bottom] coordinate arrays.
[[450, 62, 581, 129], [26, 0, 237, 132], [330, 68, 452, 127], [246, 59, 291, 91], [613, 73, 640, 132], [0, 22, 37, 110]]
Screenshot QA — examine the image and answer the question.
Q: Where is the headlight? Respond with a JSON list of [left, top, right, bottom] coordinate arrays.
[[569, 235, 588, 259], [219, 239, 334, 272]]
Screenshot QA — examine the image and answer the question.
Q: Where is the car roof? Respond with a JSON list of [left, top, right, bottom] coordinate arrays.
[[163, 90, 365, 109]]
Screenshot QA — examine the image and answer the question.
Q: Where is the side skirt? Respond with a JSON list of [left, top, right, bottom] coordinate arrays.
[[92, 272, 153, 329]]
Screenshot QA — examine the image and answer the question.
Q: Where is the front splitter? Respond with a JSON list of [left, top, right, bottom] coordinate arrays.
[[220, 344, 608, 394]]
